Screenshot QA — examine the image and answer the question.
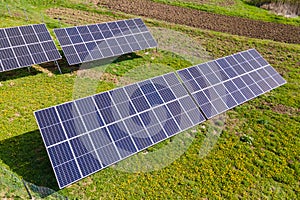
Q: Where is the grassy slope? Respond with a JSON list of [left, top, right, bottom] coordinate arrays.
[[151, 0, 300, 26], [0, 0, 299, 199]]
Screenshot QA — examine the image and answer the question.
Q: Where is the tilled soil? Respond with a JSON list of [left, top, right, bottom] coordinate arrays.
[[99, 0, 300, 44]]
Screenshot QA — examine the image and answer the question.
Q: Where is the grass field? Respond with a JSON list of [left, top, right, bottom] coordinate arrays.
[[0, 0, 299, 199]]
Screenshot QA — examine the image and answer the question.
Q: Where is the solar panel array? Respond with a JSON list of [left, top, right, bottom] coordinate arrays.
[[34, 49, 286, 189], [177, 49, 286, 118], [0, 24, 61, 72], [34, 72, 205, 188], [54, 18, 157, 65]]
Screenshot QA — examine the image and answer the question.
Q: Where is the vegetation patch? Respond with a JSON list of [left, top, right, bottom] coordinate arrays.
[[45, 7, 118, 26], [186, 0, 236, 6]]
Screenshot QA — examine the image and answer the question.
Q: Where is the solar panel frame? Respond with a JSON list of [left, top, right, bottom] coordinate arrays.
[[0, 24, 61, 72], [34, 48, 286, 188], [34, 72, 205, 188], [54, 18, 157, 65], [177, 49, 286, 119]]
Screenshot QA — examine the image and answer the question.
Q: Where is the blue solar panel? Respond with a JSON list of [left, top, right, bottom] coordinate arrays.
[[177, 49, 287, 119], [0, 24, 61, 72], [34, 72, 205, 188], [34, 49, 286, 189], [54, 18, 157, 65]]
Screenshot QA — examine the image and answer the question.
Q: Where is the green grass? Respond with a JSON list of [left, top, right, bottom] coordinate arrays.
[[0, 0, 300, 199], [151, 0, 300, 26]]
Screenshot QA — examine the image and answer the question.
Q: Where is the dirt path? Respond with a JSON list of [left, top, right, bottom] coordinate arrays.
[[99, 0, 300, 44]]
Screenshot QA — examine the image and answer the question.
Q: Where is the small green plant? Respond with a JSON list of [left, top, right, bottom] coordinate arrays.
[[257, 119, 269, 125], [240, 134, 254, 145]]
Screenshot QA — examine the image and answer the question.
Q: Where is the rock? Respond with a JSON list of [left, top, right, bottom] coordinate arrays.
[[261, 2, 299, 18]]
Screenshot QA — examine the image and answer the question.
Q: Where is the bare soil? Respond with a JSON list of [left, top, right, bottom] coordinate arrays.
[[99, 0, 300, 44], [271, 104, 300, 115], [262, 102, 300, 115]]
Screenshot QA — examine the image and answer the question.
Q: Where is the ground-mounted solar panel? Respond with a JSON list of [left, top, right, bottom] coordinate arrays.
[[177, 49, 286, 119], [0, 24, 61, 72], [54, 18, 157, 65], [34, 72, 205, 188]]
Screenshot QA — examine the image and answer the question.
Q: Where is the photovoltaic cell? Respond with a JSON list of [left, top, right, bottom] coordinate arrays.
[[0, 24, 61, 72], [34, 72, 205, 189], [54, 18, 157, 65], [177, 49, 286, 118]]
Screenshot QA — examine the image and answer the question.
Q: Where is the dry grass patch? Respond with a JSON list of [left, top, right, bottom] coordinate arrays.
[[46, 7, 117, 26]]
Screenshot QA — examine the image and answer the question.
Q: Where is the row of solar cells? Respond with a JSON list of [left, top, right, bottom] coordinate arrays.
[[178, 49, 268, 92], [54, 18, 157, 65], [192, 65, 286, 118], [34, 49, 286, 188], [0, 41, 61, 70], [35, 73, 204, 147], [60, 32, 156, 65], [0, 24, 61, 71], [54, 18, 149, 46], [35, 73, 205, 188], [178, 49, 286, 118], [0, 18, 157, 72], [47, 95, 202, 169], [0, 24, 51, 47]]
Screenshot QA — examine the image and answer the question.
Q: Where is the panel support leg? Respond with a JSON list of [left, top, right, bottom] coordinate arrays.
[[58, 18, 62, 28], [54, 60, 62, 74], [27, 66, 31, 73], [23, 8, 28, 21], [6, 4, 11, 17], [22, 179, 33, 199]]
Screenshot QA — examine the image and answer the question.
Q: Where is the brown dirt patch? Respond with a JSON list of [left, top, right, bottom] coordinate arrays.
[[270, 104, 299, 115], [217, 0, 235, 7], [262, 102, 299, 115], [45, 8, 117, 26], [99, 0, 300, 44]]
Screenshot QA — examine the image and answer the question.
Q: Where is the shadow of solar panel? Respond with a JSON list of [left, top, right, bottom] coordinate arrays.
[[177, 49, 286, 119], [34, 72, 205, 188], [0, 24, 61, 72], [54, 18, 157, 66]]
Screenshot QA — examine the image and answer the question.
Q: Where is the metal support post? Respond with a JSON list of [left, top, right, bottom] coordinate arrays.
[[23, 8, 28, 21], [40, 12, 44, 23], [54, 60, 62, 74], [6, 4, 11, 16]]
